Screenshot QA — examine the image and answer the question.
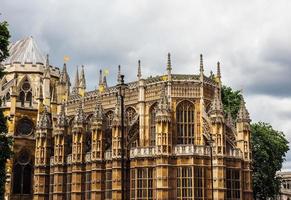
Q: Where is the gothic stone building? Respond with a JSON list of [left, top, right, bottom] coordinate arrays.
[[1, 37, 253, 200]]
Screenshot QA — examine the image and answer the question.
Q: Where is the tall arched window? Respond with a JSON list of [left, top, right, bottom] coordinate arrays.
[[26, 91, 32, 107], [19, 78, 32, 107], [149, 103, 158, 146], [176, 101, 195, 144], [126, 107, 138, 148], [19, 91, 25, 106], [13, 150, 32, 194]]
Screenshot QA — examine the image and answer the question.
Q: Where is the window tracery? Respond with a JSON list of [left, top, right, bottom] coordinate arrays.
[[126, 107, 137, 125], [13, 150, 32, 195], [176, 100, 195, 144], [16, 118, 34, 136], [19, 78, 32, 107], [1, 92, 10, 106]]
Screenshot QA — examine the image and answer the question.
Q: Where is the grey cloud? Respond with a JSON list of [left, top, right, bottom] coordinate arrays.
[[2, 0, 291, 169]]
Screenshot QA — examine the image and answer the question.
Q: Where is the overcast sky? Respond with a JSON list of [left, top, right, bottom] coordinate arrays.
[[1, 0, 291, 169]]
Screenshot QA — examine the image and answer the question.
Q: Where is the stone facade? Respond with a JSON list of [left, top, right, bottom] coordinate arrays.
[[1, 37, 253, 200], [277, 172, 291, 200]]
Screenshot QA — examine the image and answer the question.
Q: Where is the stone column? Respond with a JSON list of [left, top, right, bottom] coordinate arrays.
[[34, 108, 52, 200]]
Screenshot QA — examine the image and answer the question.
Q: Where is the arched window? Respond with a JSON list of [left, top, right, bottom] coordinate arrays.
[[126, 107, 137, 125], [19, 78, 32, 107], [13, 150, 32, 194], [149, 103, 158, 146], [26, 91, 32, 107], [105, 110, 114, 128], [19, 91, 25, 106], [176, 101, 195, 144], [2, 92, 11, 106], [6, 92, 10, 101]]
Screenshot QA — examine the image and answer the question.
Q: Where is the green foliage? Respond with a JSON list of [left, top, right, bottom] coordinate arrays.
[[0, 132, 13, 199], [251, 122, 289, 200], [221, 85, 242, 119], [0, 19, 11, 199], [221, 85, 289, 199], [0, 21, 10, 62]]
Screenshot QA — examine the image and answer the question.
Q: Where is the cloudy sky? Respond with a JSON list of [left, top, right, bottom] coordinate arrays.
[[1, 0, 291, 169]]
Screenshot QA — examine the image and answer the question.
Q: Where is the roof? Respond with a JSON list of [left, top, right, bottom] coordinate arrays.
[[3, 36, 46, 65]]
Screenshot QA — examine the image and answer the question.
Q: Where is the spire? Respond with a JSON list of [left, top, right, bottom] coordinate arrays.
[[99, 69, 103, 85], [60, 63, 71, 86], [117, 65, 121, 84], [209, 87, 223, 116], [56, 103, 67, 127], [74, 66, 79, 88], [45, 54, 49, 67], [167, 53, 172, 71], [217, 61, 221, 80], [200, 54, 204, 75], [37, 106, 52, 129], [103, 75, 108, 88], [137, 60, 142, 80], [43, 54, 51, 78], [72, 66, 79, 94], [74, 99, 85, 124], [237, 97, 251, 123], [79, 65, 86, 89]]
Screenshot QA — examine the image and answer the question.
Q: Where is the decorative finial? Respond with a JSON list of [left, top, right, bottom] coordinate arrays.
[[200, 54, 204, 74], [209, 87, 223, 116], [99, 69, 103, 85], [237, 97, 251, 123], [37, 106, 52, 129], [74, 66, 79, 88], [46, 54, 49, 67], [217, 61, 221, 79], [79, 65, 86, 89], [167, 52, 172, 71], [137, 60, 142, 79], [117, 65, 121, 84], [103, 75, 108, 88]]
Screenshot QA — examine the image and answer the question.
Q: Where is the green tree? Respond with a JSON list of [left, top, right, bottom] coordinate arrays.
[[221, 85, 242, 119], [0, 20, 12, 200], [221, 86, 289, 200], [252, 122, 289, 199]]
